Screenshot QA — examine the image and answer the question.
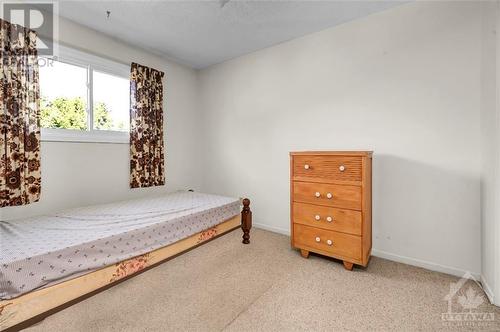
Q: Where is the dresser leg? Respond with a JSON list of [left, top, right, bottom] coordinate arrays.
[[343, 261, 354, 271], [300, 249, 310, 258]]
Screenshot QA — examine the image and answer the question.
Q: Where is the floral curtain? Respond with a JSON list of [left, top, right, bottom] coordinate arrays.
[[129, 62, 165, 188], [0, 19, 41, 207]]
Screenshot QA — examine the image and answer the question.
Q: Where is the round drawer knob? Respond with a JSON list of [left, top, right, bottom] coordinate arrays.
[[304, 164, 310, 170], [315, 237, 321, 243], [315, 215, 320, 221], [327, 239, 333, 246], [339, 165, 346, 172], [326, 216, 333, 222], [315, 192, 321, 198], [326, 193, 333, 199]]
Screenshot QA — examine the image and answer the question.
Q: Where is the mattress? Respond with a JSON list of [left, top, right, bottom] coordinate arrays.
[[0, 191, 240, 300]]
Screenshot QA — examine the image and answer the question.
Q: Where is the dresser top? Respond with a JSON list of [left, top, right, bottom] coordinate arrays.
[[290, 151, 373, 156]]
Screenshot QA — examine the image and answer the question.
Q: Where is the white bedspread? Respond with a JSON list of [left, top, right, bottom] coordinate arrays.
[[0, 191, 240, 299]]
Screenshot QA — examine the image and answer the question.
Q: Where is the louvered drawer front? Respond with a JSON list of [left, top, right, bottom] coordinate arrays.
[[293, 224, 362, 261], [293, 155, 362, 184], [293, 181, 362, 210], [293, 202, 362, 235]]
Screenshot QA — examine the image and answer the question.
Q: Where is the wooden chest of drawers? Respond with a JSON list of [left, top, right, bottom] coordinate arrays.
[[290, 151, 372, 270]]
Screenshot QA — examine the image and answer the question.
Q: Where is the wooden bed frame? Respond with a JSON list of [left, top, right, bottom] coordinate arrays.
[[0, 199, 252, 332]]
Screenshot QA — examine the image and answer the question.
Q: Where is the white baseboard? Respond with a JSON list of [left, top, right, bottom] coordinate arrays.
[[252, 224, 481, 280], [370, 249, 480, 280], [253, 222, 290, 236], [481, 275, 496, 304]]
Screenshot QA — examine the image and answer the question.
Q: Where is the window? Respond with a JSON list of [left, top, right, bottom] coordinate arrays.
[[93, 71, 130, 132], [39, 46, 130, 143], [40, 60, 89, 130]]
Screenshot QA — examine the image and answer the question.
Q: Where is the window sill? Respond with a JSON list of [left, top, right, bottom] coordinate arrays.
[[41, 128, 129, 144]]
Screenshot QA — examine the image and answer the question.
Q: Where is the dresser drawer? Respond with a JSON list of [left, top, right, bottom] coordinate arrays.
[[293, 155, 362, 183], [293, 202, 362, 235], [293, 181, 362, 210], [293, 224, 361, 261]]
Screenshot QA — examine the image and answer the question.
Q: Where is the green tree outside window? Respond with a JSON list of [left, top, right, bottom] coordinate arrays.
[[40, 97, 124, 130]]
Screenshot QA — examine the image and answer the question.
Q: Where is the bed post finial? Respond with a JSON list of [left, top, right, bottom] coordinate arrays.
[[241, 198, 252, 244]]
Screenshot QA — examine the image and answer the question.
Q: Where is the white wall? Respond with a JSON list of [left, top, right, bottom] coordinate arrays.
[[497, 1, 500, 305], [494, 0, 500, 306], [480, 0, 500, 305], [198, 1, 483, 277], [1, 16, 202, 220]]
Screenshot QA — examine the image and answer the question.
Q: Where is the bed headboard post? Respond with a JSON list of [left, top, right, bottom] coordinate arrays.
[[241, 198, 252, 244]]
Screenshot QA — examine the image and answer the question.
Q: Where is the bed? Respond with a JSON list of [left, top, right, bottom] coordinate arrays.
[[0, 191, 252, 331]]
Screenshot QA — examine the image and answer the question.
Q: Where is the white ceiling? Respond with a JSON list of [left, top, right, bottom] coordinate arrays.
[[59, 1, 406, 69]]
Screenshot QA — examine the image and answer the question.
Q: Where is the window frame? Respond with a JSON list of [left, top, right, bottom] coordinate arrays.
[[40, 45, 130, 144]]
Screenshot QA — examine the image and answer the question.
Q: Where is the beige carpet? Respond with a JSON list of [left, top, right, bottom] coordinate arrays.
[[26, 229, 500, 331]]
